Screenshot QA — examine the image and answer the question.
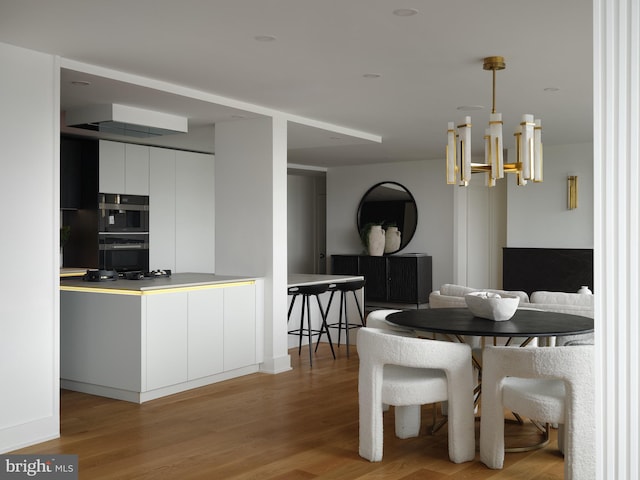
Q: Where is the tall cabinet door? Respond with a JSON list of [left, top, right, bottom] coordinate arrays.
[[99, 140, 125, 193], [149, 147, 176, 271], [124, 143, 149, 195], [175, 151, 215, 273]]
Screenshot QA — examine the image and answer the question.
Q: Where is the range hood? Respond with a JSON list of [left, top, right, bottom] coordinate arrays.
[[65, 104, 188, 138]]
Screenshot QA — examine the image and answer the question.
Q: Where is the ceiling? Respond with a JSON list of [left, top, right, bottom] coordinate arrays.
[[0, 0, 593, 169]]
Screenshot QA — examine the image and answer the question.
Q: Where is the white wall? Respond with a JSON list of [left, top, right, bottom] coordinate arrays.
[[0, 43, 60, 452], [506, 142, 594, 248], [326, 159, 454, 291]]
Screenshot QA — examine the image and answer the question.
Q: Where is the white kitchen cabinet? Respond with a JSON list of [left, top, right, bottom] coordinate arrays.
[[98, 140, 149, 195], [148, 148, 214, 273], [60, 291, 142, 392], [99, 140, 125, 193], [145, 292, 189, 391], [144, 285, 251, 391], [175, 150, 215, 273], [223, 283, 256, 370], [188, 288, 224, 380], [149, 147, 176, 270], [125, 143, 150, 195]]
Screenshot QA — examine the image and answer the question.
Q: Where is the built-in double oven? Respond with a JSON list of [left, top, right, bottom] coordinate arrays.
[[98, 193, 149, 272]]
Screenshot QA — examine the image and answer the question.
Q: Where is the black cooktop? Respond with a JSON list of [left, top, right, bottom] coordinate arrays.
[[82, 269, 172, 282], [122, 269, 172, 280]]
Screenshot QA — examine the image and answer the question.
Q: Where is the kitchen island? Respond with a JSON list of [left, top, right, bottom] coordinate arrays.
[[60, 273, 263, 403]]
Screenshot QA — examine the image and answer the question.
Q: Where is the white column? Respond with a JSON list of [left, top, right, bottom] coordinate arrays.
[[453, 184, 468, 285], [214, 117, 291, 374], [268, 115, 291, 373], [0, 43, 60, 452], [594, 0, 640, 478]]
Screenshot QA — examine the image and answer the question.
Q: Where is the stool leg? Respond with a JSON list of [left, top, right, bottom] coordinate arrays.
[[315, 290, 335, 347], [346, 289, 365, 357], [305, 295, 313, 367], [314, 294, 335, 359], [352, 290, 365, 326], [343, 291, 351, 357], [298, 295, 306, 356], [287, 294, 298, 320], [337, 291, 346, 347]]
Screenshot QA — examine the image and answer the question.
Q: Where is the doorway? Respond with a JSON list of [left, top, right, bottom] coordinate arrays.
[[287, 172, 327, 274]]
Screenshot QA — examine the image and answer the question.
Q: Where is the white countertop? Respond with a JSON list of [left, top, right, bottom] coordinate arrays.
[[60, 273, 258, 293], [288, 273, 364, 287], [60, 272, 362, 293]]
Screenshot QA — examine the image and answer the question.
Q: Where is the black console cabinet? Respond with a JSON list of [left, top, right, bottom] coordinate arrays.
[[332, 254, 432, 306]]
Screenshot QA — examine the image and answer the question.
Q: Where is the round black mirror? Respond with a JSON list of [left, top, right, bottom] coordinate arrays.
[[357, 181, 417, 254]]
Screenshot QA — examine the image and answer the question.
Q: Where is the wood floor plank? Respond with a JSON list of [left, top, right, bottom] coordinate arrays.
[[12, 343, 566, 479]]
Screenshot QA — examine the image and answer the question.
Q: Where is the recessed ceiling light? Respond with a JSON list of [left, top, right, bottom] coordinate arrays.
[[457, 105, 484, 111], [393, 8, 418, 16], [363, 73, 381, 79], [544, 87, 560, 92], [70, 80, 91, 87], [254, 35, 276, 42]]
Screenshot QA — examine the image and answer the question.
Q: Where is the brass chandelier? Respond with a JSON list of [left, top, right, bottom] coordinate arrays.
[[446, 56, 543, 187]]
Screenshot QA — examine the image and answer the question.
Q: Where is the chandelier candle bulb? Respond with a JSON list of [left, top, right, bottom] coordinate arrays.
[[486, 171, 496, 187], [517, 171, 526, 186], [459, 116, 472, 185], [489, 112, 504, 178], [447, 122, 457, 184], [534, 119, 543, 181], [520, 114, 535, 180]]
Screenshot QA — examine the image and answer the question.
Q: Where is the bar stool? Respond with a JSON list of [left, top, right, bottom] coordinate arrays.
[[322, 279, 366, 357], [287, 284, 336, 366]]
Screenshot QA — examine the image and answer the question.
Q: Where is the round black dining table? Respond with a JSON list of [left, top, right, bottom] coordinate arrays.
[[386, 307, 594, 452], [386, 307, 594, 340]]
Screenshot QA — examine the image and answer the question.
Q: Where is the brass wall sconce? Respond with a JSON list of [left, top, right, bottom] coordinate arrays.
[[568, 176, 578, 209]]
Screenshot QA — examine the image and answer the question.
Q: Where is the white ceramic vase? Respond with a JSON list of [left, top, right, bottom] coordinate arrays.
[[367, 225, 386, 256], [384, 226, 401, 253]]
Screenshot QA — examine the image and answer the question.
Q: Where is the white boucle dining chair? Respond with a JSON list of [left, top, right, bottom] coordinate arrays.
[[364, 309, 410, 335], [479, 345, 595, 480], [357, 327, 476, 464]]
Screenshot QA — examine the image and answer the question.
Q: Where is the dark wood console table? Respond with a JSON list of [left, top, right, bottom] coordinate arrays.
[[331, 254, 432, 307]]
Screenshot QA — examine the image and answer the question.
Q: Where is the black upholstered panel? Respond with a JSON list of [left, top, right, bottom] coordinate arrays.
[[503, 248, 593, 296]]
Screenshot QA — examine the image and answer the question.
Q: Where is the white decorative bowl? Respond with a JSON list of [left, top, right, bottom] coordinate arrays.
[[464, 292, 520, 321]]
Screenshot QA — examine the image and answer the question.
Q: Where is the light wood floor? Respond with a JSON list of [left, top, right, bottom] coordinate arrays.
[[15, 343, 565, 479]]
